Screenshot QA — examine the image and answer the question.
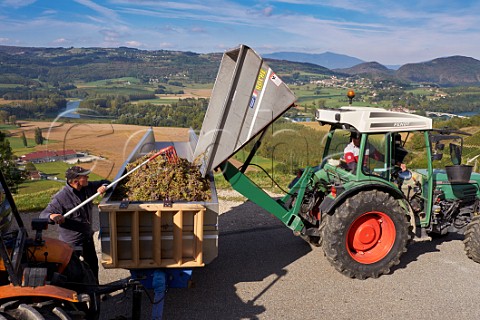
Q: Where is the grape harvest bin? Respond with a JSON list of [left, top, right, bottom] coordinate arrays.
[[98, 129, 219, 269]]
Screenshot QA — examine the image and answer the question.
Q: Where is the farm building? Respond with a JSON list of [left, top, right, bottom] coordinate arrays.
[[20, 150, 78, 164]]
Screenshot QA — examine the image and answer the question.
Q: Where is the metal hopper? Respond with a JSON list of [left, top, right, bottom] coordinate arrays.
[[194, 44, 296, 176]]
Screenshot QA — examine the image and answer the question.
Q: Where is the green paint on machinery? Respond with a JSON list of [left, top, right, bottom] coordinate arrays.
[[194, 45, 480, 280]]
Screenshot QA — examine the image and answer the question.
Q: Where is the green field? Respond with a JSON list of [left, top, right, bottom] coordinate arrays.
[[13, 186, 61, 212], [12, 161, 106, 212], [0, 124, 19, 130], [7, 136, 36, 155]]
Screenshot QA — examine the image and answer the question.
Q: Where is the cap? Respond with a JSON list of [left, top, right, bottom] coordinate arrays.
[[350, 131, 361, 139], [65, 166, 91, 180]]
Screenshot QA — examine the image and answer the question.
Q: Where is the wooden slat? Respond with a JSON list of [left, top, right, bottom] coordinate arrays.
[[194, 209, 205, 264], [109, 211, 118, 267], [153, 210, 162, 265], [99, 203, 205, 211], [100, 204, 210, 269], [131, 211, 140, 267], [173, 210, 183, 265], [115, 259, 204, 269]]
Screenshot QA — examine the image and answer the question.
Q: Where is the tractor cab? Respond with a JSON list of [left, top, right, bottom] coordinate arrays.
[[313, 106, 432, 208], [313, 101, 480, 238]]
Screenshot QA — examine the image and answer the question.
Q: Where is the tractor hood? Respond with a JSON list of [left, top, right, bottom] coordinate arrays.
[[193, 45, 296, 176]]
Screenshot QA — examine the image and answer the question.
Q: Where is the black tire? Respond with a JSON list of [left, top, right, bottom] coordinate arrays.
[[321, 190, 410, 279], [0, 300, 85, 320], [464, 215, 480, 263], [299, 234, 321, 247], [62, 254, 100, 319]]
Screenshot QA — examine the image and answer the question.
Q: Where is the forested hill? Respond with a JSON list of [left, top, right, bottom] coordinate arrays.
[[0, 45, 336, 84], [396, 56, 480, 86], [0, 46, 221, 83], [3, 45, 480, 86]]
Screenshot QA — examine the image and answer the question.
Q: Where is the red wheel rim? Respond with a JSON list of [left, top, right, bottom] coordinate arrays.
[[346, 211, 396, 264]]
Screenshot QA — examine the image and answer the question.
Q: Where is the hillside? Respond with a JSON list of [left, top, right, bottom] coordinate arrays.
[[0, 46, 222, 83], [334, 62, 395, 79], [2, 46, 480, 87], [0, 45, 336, 85], [396, 56, 480, 86]]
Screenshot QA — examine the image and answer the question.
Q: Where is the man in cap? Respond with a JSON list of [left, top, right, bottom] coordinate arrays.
[[40, 166, 109, 281], [344, 131, 385, 173]]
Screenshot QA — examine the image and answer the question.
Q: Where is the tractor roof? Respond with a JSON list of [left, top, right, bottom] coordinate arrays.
[[315, 106, 433, 133]]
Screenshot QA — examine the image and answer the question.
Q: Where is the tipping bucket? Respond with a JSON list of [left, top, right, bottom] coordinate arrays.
[[445, 165, 473, 183], [194, 44, 296, 176]]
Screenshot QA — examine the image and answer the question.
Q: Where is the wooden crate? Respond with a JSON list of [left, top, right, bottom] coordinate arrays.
[[98, 203, 209, 269]]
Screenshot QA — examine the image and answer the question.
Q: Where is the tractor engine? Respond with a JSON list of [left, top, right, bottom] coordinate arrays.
[[430, 190, 478, 235], [297, 186, 324, 226]]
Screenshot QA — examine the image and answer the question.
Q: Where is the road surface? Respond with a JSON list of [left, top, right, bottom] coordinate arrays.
[[95, 192, 480, 320]]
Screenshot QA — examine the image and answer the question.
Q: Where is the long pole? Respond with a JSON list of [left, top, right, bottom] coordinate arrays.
[[63, 149, 167, 219]]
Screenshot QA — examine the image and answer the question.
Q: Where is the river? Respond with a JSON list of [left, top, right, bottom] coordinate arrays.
[[62, 100, 81, 118]]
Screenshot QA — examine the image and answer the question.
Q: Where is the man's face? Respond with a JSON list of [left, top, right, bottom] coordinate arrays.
[[73, 175, 89, 188], [79, 175, 89, 187], [352, 137, 360, 147]]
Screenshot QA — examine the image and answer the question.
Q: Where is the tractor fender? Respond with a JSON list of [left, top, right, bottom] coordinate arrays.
[[29, 237, 73, 274], [0, 284, 81, 302], [0, 238, 73, 273], [320, 182, 408, 216]]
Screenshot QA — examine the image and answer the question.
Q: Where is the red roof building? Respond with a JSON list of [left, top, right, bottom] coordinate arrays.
[[21, 150, 78, 163]]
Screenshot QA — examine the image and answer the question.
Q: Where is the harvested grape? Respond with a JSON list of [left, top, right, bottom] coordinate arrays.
[[112, 151, 211, 202]]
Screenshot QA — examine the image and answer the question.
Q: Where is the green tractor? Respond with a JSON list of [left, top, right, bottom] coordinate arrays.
[[285, 103, 480, 279], [194, 45, 480, 280]]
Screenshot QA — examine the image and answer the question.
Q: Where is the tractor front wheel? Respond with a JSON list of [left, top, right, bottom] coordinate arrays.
[[464, 215, 480, 263], [322, 190, 410, 279]]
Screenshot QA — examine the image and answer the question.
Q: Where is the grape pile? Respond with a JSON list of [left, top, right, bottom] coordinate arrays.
[[112, 151, 211, 202]]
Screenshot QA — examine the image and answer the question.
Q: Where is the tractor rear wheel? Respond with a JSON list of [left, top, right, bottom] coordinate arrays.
[[322, 190, 410, 279], [464, 215, 480, 263]]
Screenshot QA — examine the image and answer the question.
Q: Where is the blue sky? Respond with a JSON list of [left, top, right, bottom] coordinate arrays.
[[1, 0, 480, 65]]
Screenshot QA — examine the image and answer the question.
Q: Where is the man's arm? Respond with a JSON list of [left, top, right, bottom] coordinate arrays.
[[40, 197, 65, 224]]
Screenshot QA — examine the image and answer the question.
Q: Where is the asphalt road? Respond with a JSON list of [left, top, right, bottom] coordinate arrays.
[[95, 198, 480, 320]]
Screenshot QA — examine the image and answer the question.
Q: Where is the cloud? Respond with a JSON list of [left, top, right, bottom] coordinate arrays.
[[263, 6, 274, 17], [52, 38, 68, 44], [0, 0, 37, 9], [125, 40, 142, 47], [3, 0, 480, 65], [0, 37, 9, 43], [73, 0, 123, 23], [41, 9, 57, 15], [191, 27, 206, 33]]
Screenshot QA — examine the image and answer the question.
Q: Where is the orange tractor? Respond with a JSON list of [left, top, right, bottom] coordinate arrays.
[[0, 169, 146, 319]]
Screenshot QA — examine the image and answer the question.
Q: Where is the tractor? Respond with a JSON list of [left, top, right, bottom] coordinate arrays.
[[193, 45, 480, 280], [285, 99, 480, 279], [0, 168, 142, 319]]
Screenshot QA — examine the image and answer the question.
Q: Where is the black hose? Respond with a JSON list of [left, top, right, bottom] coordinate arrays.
[[238, 163, 294, 195]]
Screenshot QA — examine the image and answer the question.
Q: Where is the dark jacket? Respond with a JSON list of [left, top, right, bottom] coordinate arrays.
[[40, 180, 109, 246]]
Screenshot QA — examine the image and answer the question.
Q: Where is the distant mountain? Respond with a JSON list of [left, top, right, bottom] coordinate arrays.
[[266, 59, 336, 79], [263, 51, 365, 69], [396, 56, 480, 86], [1, 45, 480, 87], [334, 62, 395, 79], [0, 45, 336, 84]]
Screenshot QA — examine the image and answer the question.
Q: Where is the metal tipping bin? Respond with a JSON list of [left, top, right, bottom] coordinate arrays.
[[98, 129, 219, 269], [194, 44, 296, 176]]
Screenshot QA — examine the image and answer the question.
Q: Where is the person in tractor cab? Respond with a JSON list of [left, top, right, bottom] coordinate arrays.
[[343, 131, 408, 176], [391, 133, 410, 185], [40, 166, 109, 281], [343, 131, 385, 173]]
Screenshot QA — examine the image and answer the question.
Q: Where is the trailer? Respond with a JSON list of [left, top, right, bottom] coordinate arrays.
[[98, 128, 219, 318]]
